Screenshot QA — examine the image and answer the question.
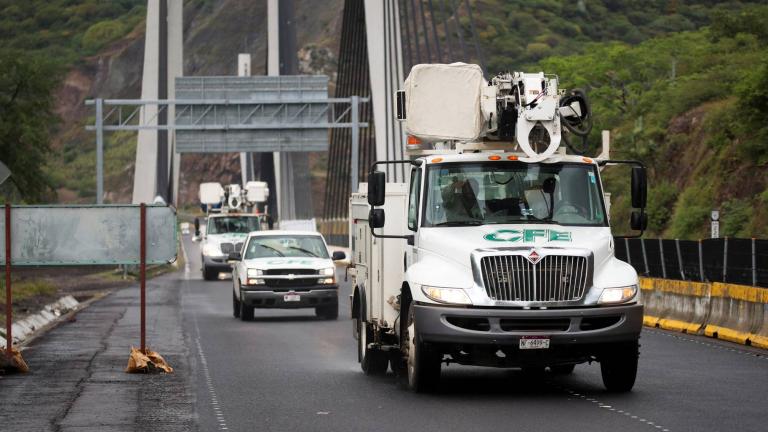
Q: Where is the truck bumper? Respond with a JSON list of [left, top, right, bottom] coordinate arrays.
[[202, 255, 232, 273], [413, 303, 643, 366], [241, 286, 338, 309]]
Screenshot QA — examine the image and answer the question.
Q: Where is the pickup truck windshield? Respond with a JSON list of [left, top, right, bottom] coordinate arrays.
[[207, 216, 261, 235], [244, 235, 330, 259], [423, 162, 607, 227]]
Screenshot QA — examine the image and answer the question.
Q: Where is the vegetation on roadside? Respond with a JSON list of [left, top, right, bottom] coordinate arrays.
[[536, 5, 768, 238]]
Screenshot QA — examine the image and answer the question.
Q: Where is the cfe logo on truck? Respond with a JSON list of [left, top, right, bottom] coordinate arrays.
[[483, 229, 572, 243]]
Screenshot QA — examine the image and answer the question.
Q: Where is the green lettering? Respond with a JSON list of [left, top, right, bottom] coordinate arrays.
[[524, 229, 546, 242]]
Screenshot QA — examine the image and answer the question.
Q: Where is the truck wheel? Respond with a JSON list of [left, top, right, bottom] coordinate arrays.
[[240, 299, 254, 322], [358, 303, 388, 375], [232, 291, 241, 318], [315, 304, 338, 320], [403, 305, 441, 392], [600, 341, 639, 392], [202, 265, 218, 281], [550, 364, 576, 375]]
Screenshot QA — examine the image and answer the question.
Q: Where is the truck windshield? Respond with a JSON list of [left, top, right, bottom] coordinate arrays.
[[423, 162, 607, 227], [207, 216, 261, 234], [244, 235, 330, 259]]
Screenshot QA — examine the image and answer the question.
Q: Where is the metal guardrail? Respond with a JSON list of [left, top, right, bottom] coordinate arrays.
[[616, 237, 768, 288]]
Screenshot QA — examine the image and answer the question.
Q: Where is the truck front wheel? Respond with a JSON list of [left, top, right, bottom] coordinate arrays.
[[403, 305, 441, 392], [600, 341, 639, 392], [232, 291, 241, 318], [358, 303, 388, 375]]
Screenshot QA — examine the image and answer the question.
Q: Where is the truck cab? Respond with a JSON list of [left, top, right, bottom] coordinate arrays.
[[349, 63, 647, 392], [199, 213, 262, 280]]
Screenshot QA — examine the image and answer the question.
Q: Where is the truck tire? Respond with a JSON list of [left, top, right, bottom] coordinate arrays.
[[240, 298, 254, 322], [403, 305, 441, 392], [600, 341, 639, 392], [202, 264, 218, 281], [358, 303, 388, 375], [315, 304, 338, 320], [232, 291, 241, 318]]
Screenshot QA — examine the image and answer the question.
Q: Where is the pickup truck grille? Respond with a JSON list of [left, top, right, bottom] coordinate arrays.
[[480, 255, 588, 302]]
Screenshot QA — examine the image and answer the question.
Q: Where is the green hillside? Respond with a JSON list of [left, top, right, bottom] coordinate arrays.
[[537, 5, 768, 238]]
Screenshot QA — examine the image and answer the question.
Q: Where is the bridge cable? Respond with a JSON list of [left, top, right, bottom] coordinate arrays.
[[427, 0, 444, 62], [463, 0, 487, 75], [438, 0, 456, 61], [418, 0, 433, 62], [449, 0, 469, 62]]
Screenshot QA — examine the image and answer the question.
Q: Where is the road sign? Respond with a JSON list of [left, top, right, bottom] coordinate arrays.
[[174, 75, 331, 153], [0, 205, 177, 265], [711, 210, 720, 239]]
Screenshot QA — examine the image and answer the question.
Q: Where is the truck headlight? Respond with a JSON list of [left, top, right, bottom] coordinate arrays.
[[247, 269, 264, 285], [319, 277, 335, 285], [202, 243, 222, 257], [422, 286, 471, 305], [320, 267, 335, 276], [598, 285, 637, 304]]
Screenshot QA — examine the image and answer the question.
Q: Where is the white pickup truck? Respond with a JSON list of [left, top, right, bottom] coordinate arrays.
[[228, 231, 347, 321]]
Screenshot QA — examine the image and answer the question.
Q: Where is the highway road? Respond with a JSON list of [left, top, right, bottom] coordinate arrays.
[[181, 236, 768, 432]]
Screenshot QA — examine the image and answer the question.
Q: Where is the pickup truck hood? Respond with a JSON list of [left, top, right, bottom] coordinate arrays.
[[243, 257, 332, 270], [417, 224, 614, 269], [205, 233, 248, 244]]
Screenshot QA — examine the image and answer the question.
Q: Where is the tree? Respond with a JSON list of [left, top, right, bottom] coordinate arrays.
[[0, 49, 60, 202]]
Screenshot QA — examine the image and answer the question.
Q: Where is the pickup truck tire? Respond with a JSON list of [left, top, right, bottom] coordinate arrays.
[[404, 305, 441, 392], [600, 341, 639, 392], [239, 298, 254, 321], [232, 291, 241, 318], [358, 303, 388, 375], [202, 264, 218, 281], [315, 304, 338, 320]]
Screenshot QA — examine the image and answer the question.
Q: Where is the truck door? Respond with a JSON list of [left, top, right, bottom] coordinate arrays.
[[405, 166, 422, 268]]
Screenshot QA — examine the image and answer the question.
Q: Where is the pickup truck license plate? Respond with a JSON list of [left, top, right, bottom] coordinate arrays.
[[283, 294, 301, 302], [519, 336, 550, 350]]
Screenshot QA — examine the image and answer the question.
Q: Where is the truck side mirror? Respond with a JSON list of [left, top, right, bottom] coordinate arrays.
[[369, 208, 385, 229], [630, 211, 647, 231], [368, 171, 386, 207], [332, 251, 346, 261], [631, 167, 647, 208], [194, 218, 200, 237], [228, 251, 242, 262]]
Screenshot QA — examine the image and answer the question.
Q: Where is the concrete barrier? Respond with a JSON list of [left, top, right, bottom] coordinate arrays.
[[641, 277, 768, 349], [640, 278, 710, 334]]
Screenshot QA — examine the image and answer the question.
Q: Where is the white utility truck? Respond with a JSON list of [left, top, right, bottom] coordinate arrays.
[[349, 63, 647, 392], [197, 182, 271, 280]]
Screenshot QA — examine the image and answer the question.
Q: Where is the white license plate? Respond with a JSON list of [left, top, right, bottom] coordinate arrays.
[[519, 336, 550, 350], [283, 294, 301, 302]]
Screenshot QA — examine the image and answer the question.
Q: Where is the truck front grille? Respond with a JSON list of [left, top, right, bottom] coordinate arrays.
[[480, 255, 589, 302], [219, 242, 243, 254]]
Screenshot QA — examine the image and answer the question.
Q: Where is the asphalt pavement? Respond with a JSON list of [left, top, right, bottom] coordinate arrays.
[[1, 235, 767, 431], [181, 236, 768, 432]]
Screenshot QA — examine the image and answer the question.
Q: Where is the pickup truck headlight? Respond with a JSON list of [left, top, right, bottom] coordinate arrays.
[[247, 268, 264, 285], [422, 285, 471, 305], [318, 277, 335, 285], [202, 243, 222, 257], [320, 267, 335, 276], [598, 285, 637, 304]]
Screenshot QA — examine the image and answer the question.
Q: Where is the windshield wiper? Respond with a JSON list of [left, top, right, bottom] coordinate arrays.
[[287, 246, 318, 257], [257, 244, 285, 257], [434, 220, 484, 227]]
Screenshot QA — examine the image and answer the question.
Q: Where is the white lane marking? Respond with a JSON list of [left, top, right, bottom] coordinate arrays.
[[193, 308, 229, 431], [180, 236, 191, 278], [553, 383, 672, 431], [643, 328, 767, 361]]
